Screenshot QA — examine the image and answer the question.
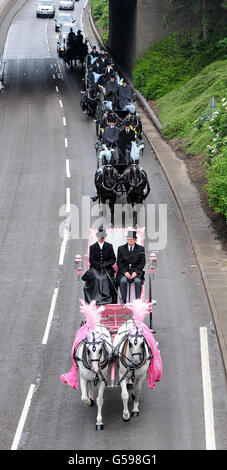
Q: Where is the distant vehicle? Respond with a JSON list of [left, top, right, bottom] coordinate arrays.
[[59, 0, 74, 10], [36, 0, 55, 18], [54, 13, 75, 32], [57, 23, 78, 57]]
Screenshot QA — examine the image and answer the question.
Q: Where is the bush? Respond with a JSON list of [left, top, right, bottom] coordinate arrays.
[[90, 0, 109, 44], [156, 59, 227, 151], [132, 30, 227, 100], [205, 148, 227, 221]]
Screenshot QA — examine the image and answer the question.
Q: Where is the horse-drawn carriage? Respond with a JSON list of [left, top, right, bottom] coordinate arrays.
[[95, 102, 142, 142], [93, 141, 150, 226], [62, 36, 89, 70], [61, 227, 162, 430]]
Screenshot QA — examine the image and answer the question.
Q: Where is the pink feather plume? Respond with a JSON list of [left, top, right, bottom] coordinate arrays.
[[79, 299, 105, 331], [129, 299, 149, 326]]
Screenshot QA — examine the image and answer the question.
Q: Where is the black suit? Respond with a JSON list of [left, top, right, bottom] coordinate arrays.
[[82, 241, 116, 304], [89, 241, 116, 271], [119, 128, 136, 164], [116, 243, 145, 302]]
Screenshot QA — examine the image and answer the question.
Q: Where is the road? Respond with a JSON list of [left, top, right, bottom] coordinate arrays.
[[0, 0, 226, 451]]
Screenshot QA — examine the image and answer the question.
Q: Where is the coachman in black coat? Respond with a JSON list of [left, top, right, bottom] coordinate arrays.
[[116, 230, 145, 303], [82, 228, 116, 305]]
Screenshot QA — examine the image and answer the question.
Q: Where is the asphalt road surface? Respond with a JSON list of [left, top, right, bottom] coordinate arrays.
[[0, 0, 226, 451]]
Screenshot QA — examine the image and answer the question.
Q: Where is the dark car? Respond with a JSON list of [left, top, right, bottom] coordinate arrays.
[[57, 23, 78, 57], [54, 13, 75, 31]]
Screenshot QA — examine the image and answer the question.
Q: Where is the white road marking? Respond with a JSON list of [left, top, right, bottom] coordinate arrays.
[[63, 117, 66, 126], [42, 288, 59, 345], [11, 384, 36, 450], [66, 159, 71, 178], [56, 85, 59, 93], [59, 99, 63, 108], [66, 187, 70, 214], [200, 327, 216, 450], [64, 137, 68, 148], [53, 74, 56, 80]]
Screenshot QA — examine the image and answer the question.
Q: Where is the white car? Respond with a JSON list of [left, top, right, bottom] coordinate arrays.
[[36, 0, 55, 17], [59, 0, 74, 10]]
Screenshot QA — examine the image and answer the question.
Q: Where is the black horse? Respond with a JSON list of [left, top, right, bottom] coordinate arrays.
[[122, 163, 150, 206], [93, 164, 120, 226], [64, 41, 88, 70], [80, 83, 102, 118]]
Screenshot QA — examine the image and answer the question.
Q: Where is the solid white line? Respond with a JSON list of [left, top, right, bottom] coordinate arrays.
[[59, 99, 63, 108], [66, 187, 70, 214], [66, 159, 71, 178], [63, 117, 66, 126], [42, 288, 59, 345], [64, 137, 68, 148], [200, 327, 216, 450], [11, 384, 36, 450]]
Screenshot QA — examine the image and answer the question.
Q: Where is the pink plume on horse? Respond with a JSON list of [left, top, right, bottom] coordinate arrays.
[[129, 299, 150, 326], [80, 299, 105, 331]]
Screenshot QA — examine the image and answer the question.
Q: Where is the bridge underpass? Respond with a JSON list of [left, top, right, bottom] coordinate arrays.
[[109, 0, 185, 72], [109, 0, 227, 72]]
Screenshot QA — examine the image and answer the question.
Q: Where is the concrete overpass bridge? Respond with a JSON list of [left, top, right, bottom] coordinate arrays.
[[109, 0, 226, 72], [108, 0, 185, 72]]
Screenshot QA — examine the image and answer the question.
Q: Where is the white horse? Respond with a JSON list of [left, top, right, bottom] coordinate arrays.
[[113, 320, 151, 421], [113, 299, 162, 421], [61, 301, 113, 430], [75, 323, 112, 430]]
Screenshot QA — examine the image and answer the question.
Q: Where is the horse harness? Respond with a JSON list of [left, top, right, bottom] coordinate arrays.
[[73, 333, 111, 387], [115, 327, 153, 386]]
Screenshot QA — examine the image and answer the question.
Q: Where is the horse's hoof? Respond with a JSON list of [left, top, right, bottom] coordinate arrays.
[[96, 424, 104, 431], [123, 416, 130, 422], [89, 399, 95, 407], [132, 411, 139, 417], [131, 393, 136, 400]]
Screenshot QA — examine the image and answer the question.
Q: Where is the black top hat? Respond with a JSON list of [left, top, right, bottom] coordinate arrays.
[[92, 45, 96, 49], [96, 227, 107, 238], [127, 230, 137, 239], [109, 115, 116, 123]]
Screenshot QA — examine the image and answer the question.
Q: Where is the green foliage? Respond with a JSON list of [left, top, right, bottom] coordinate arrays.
[[156, 59, 227, 152], [90, 0, 109, 44], [205, 147, 227, 221], [132, 31, 227, 100], [164, 0, 226, 41]]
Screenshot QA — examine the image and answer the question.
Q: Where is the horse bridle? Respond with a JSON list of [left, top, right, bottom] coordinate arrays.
[[117, 328, 152, 385], [73, 334, 111, 386]]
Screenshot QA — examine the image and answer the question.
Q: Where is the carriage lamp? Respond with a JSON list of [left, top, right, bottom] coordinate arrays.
[[74, 254, 82, 279], [149, 253, 157, 278]]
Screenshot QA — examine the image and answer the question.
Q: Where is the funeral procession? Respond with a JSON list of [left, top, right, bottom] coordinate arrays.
[[0, 0, 227, 457]]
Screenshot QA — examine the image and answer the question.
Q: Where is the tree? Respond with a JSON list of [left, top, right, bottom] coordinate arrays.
[[165, 0, 225, 41]]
